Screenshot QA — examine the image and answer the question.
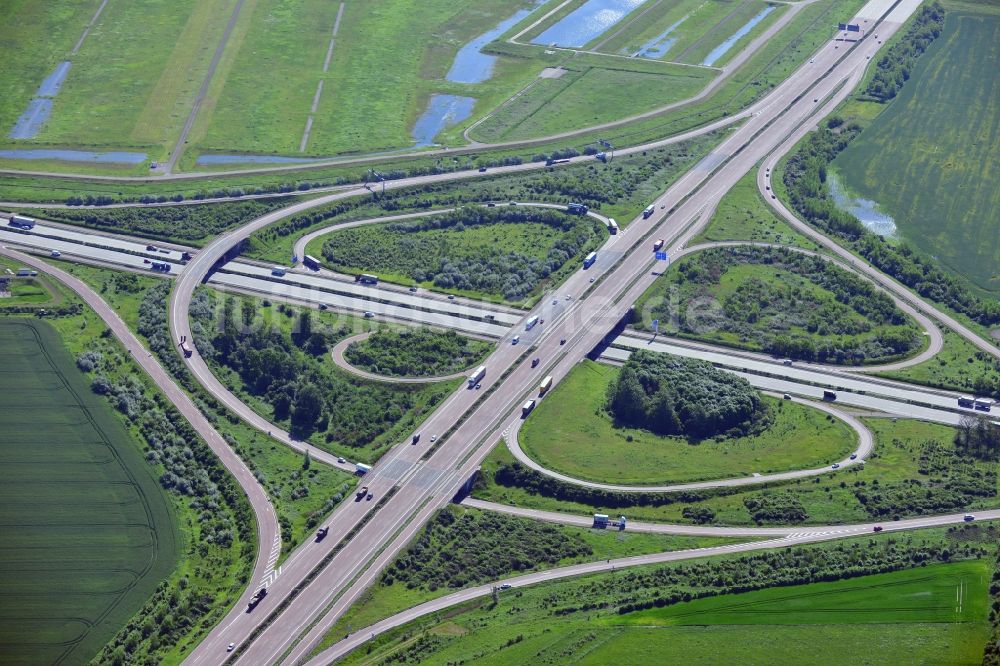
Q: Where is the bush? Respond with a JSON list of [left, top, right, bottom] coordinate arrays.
[[743, 492, 808, 524], [606, 350, 769, 439]]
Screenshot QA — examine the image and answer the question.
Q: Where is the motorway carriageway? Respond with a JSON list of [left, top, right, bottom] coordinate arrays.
[[0, 219, 980, 428], [4, 214, 989, 429], [210, 1, 939, 661]]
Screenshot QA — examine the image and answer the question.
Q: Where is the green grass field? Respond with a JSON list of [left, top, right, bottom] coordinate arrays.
[[471, 61, 713, 143], [834, 10, 1000, 293], [519, 360, 856, 485], [332, 547, 991, 666], [0, 319, 179, 664], [878, 326, 1000, 397], [479, 417, 999, 526], [690, 170, 820, 250]]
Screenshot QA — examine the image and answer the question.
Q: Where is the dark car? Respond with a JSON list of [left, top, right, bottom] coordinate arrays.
[[873, 526, 883, 532], [531, 358, 540, 368], [478, 166, 487, 172]]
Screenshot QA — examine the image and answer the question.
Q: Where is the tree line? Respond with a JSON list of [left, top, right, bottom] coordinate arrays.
[[863, 2, 945, 102]]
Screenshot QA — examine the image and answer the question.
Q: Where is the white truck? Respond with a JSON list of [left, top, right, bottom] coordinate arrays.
[[355, 463, 372, 475], [525, 315, 539, 330], [468, 365, 486, 388], [521, 399, 536, 418], [10, 214, 35, 229], [642, 205, 655, 219], [607, 219, 619, 235]]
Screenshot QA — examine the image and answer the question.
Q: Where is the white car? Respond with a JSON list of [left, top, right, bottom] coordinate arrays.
[[50, 250, 61, 258], [227, 643, 235, 652], [430, 434, 438, 442], [512, 335, 520, 345]]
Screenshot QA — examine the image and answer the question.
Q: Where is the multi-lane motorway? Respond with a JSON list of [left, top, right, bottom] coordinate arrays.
[[4, 0, 994, 662]]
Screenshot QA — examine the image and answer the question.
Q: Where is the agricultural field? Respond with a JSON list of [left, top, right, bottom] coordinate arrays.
[[633, 245, 925, 365], [833, 10, 1000, 294], [330, 535, 993, 665], [0, 319, 178, 664], [519, 360, 855, 485], [478, 417, 1000, 526], [313, 206, 605, 304]]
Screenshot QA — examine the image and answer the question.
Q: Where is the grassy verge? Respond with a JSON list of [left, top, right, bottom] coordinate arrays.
[[519, 360, 856, 485], [344, 328, 493, 378], [877, 326, 1000, 398]]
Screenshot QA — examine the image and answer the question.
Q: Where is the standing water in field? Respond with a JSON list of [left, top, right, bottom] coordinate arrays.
[[447, 2, 546, 83], [827, 171, 897, 237], [532, 0, 647, 48], [633, 17, 688, 58], [701, 5, 776, 67], [8, 61, 73, 139], [0, 149, 147, 164], [412, 95, 476, 147]]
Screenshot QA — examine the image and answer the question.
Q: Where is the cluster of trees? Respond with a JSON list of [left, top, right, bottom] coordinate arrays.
[[854, 440, 996, 518], [380, 508, 591, 591], [321, 207, 602, 301], [606, 350, 768, 439], [863, 3, 945, 102], [662, 246, 922, 364], [743, 492, 808, 524], [345, 328, 490, 377], [783, 123, 1000, 329], [955, 416, 1000, 461], [193, 293, 450, 448], [39, 198, 294, 242]]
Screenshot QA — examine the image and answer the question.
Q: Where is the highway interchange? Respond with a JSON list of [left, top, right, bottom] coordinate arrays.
[[3, 0, 999, 662]]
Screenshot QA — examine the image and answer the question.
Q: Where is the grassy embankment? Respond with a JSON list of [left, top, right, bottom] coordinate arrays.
[[519, 360, 856, 485]]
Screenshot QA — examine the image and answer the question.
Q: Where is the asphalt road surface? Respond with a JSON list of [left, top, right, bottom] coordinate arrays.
[[208, 3, 931, 662]]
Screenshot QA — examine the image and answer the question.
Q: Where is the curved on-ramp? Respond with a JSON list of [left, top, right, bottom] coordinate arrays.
[[506, 392, 873, 493]]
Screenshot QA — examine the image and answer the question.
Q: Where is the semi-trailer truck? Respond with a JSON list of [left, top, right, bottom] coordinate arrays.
[[642, 205, 655, 219], [567, 202, 588, 215], [469, 365, 486, 388], [959, 396, 976, 408], [975, 398, 994, 412], [539, 376, 552, 395], [355, 463, 372, 475], [525, 315, 539, 330], [356, 274, 378, 284], [607, 219, 619, 234], [653, 239, 664, 251], [583, 252, 597, 269], [303, 255, 321, 270], [10, 214, 35, 229], [823, 390, 837, 401]]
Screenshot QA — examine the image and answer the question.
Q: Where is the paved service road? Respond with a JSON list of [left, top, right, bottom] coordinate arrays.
[[0, 244, 282, 617], [303, 507, 1000, 666]]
